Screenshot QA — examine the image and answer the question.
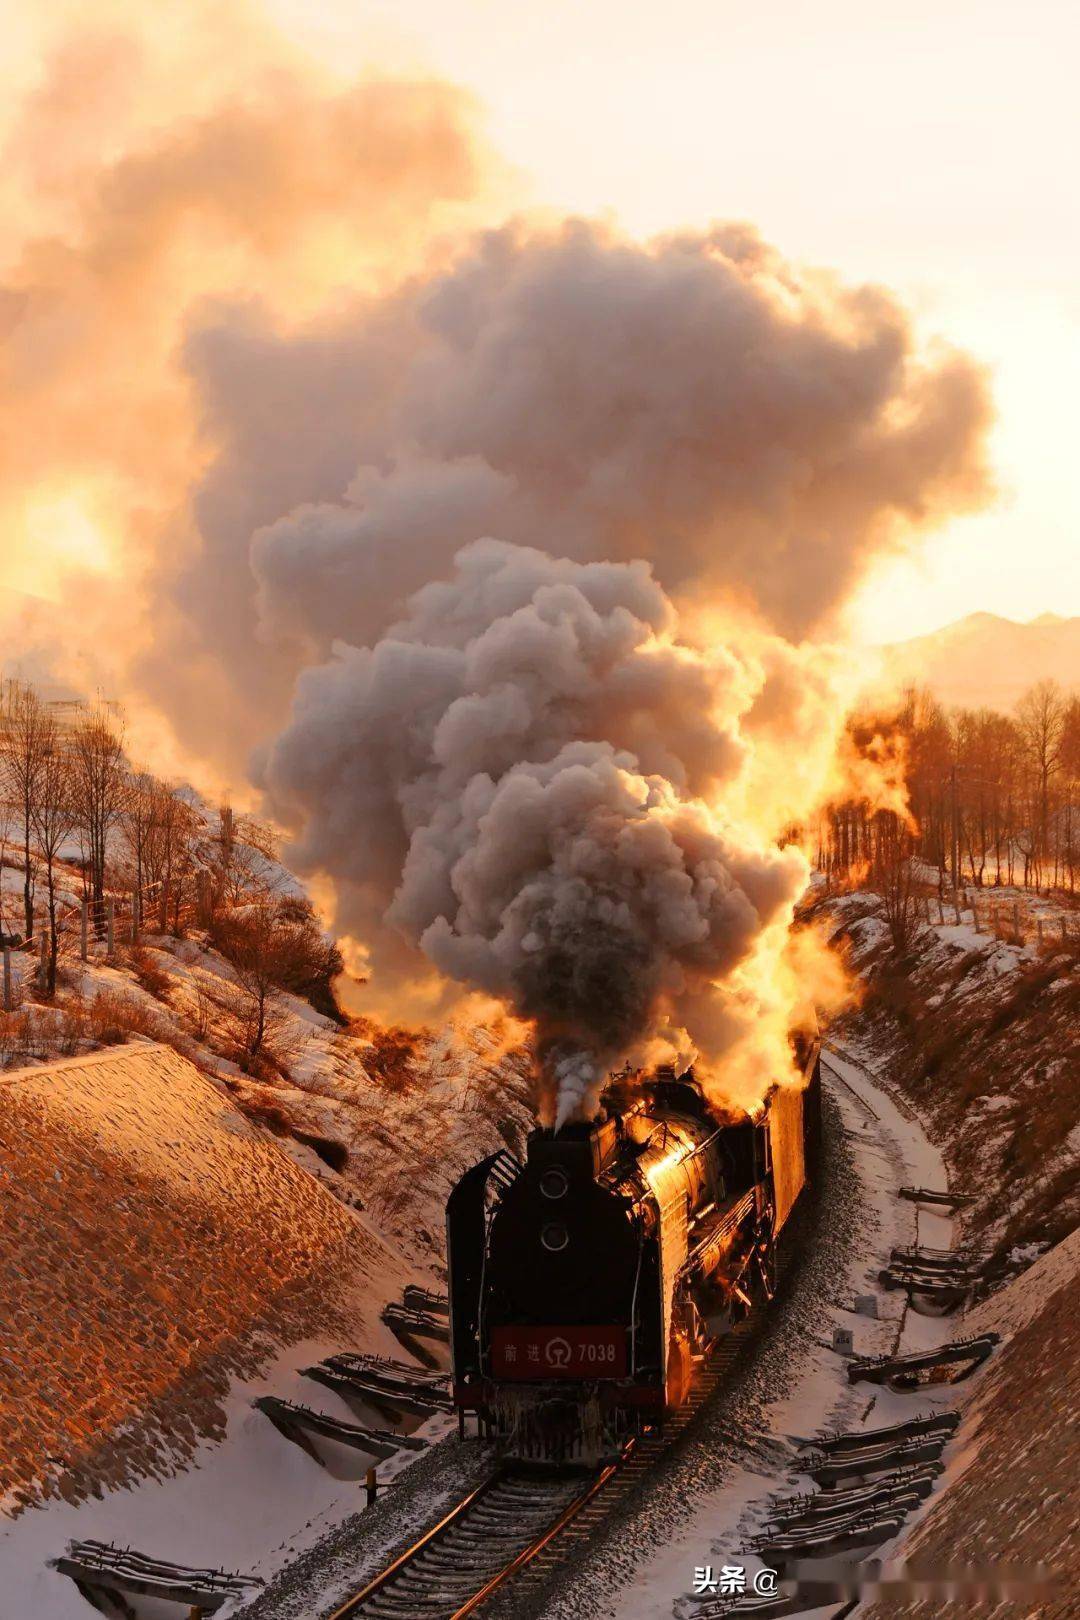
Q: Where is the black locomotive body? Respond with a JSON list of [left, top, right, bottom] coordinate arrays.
[[447, 1042, 821, 1462]]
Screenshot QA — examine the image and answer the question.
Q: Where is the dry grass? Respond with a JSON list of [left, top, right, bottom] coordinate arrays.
[[348, 1016, 428, 1094], [123, 945, 173, 1003], [832, 898, 1080, 1265], [86, 988, 163, 1045], [0, 1008, 46, 1068]]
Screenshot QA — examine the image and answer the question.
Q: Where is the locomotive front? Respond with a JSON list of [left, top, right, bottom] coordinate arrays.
[[448, 1057, 819, 1463], [484, 1122, 650, 1391]]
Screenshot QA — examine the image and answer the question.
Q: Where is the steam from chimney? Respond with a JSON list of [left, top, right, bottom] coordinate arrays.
[[0, 14, 995, 1116], [261, 539, 828, 1121], [249, 223, 990, 1119]]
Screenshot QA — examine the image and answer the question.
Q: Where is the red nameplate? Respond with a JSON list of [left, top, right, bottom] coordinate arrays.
[[491, 1325, 628, 1379]]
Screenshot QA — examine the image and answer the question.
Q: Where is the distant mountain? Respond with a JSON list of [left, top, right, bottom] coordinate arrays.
[[881, 611, 1080, 711]]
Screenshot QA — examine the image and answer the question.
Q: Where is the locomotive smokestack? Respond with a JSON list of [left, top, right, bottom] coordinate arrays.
[[526, 1117, 622, 1181]]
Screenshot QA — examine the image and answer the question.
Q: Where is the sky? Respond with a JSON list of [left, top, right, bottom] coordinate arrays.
[[266, 0, 1079, 643]]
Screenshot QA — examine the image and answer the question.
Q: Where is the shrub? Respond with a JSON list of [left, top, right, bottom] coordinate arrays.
[[125, 945, 173, 1002], [87, 989, 161, 1046], [349, 1017, 426, 1094], [211, 895, 345, 1022], [55, 995, 87, 1056], [0, 1007, 46, 1068], [238, 1091, 294, 1135]]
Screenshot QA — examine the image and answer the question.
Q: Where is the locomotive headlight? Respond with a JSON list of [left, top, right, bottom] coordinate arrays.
[[541, 1221, 570, 1252], [539, 1167, 569, 1201]]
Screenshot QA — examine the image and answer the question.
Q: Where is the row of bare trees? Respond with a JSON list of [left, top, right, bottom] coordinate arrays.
[[819, 679, 1080, 895], [0, 682, 275, 995]]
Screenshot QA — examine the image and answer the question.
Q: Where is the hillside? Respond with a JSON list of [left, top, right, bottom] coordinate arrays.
[[0, 805, 535, 1265], [859, 1225, 1080, 1619], [0, 1043, 395, 1517], [0, 809, 535, 1616], [880, 610, 1080, 710], [800, 886, 1080, 1618], [814, 885, 1080, 1274]]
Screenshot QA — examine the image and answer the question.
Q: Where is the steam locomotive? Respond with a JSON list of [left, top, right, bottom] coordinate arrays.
[[446, 1041, 821, 1463]]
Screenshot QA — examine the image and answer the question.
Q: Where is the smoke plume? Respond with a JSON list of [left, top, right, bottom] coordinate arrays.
[[1, 6, 996, 1117], [261, 539, 812, 1118], [246, 224, 990, 1117]]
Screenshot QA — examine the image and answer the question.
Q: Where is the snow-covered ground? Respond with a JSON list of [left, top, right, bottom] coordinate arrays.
[[0, 1039, 460, 1619], [819, 886, 1079, 1266], [0, 825, 533, 1618], [0, 1337, 456, 1620]]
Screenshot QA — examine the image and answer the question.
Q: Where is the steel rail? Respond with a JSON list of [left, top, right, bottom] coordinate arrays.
[[447, 1458, 621, 1619], [325, 1473, 502, 1620]]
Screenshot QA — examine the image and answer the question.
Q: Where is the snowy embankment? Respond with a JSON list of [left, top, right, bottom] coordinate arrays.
[[817, 886, 1079, 1271], [0, 830, 534, 1619]]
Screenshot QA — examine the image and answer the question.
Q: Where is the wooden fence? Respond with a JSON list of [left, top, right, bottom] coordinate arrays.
[[914, 890, 1076, 948], [2, 871, 214, 1012]]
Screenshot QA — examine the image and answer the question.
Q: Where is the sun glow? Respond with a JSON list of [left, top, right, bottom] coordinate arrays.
[[7, 493, 115, 601]]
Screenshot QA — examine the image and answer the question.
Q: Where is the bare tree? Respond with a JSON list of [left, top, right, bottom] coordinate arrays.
[[0, 798, 13, 943], [120, 770, 163, 901], [209, 901, 297, 1064], [0, 681, 49, 939], [870, 810, 920, 954], [30, 714, 76, 995], [1016, 680, 1065, 889], [823, 681, 1078, 899], [142, 780, 199, 929], [1061, 696, 1080, 894], [69, 704, 127, 917]]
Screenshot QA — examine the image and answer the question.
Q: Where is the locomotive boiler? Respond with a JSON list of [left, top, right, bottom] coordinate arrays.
[[447, 1041, 821, 1462]]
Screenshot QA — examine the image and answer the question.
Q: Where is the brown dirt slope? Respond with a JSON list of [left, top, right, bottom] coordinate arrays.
[[0, 1042, 388, 1515], [863, 1228, 1080, 1618]]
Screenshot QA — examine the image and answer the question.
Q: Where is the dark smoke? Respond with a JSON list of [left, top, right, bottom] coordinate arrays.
[[261, 539, 805, 1120]]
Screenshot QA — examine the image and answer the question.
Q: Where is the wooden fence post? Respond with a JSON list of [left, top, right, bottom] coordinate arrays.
[[80, 901, 89, 962], [3, 944, 11, 1013], [106, 899, 115, 956]]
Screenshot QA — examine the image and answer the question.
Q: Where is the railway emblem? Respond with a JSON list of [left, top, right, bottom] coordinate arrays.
[[545, 1336, 571, 1369]]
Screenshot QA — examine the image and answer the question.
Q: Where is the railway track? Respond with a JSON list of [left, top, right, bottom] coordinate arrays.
[[326, 1273, 781, 1619], [325, 1468, 612, 1619]]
